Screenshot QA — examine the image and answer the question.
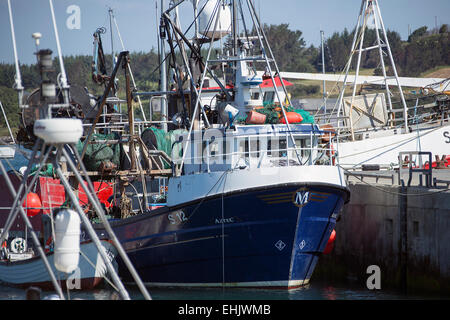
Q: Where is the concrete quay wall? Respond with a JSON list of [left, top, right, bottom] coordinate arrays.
[[313, 182, 450, 295]]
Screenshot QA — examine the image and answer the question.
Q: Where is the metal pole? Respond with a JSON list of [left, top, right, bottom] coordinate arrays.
[[246, 0, 302, 164], [233, 0, 238, 56], [124, 57, 137, 171], [193, 0, 199, 38], [109, 8, 115, 69], [0, 140, 51, 244], [112, 13, 147, 121], [374, 0, 409, 133], [179, 0, 222, 173], [160, 0, 167, 132], [53, 154, 132, 301], [333, 0, 364, 127], [321, 30, 326, 116], [0, 101, 16, 144], [348, 0, 369, 141], [371, 0, 394, 115], [62, 147, 152, 300], [80, 51, 127, 162], [48, 0, 70, 103], [6, 0, 24, 99]]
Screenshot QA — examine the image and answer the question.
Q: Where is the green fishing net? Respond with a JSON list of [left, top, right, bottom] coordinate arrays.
[[76, 133, 121, 171]]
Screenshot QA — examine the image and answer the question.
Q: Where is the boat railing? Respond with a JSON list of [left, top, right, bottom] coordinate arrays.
[[82, 119, 172, 136], [331, 110, 449, 142], [317, 96, 449, 142], [176, 129, 336, 174]]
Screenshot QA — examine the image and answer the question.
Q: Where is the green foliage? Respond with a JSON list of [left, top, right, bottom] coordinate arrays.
[[0, 86, 20, 128], [439, 24, 448, 34], [289, 84, 320, 97], [247, 23, 318, 73], [324, 25, 448, 78], [408, 26, 428, 42], [398, 32, 450, 76], [325, 28, 403, 73], [260, 24, 317, 72], [0, 23, 448, 131]]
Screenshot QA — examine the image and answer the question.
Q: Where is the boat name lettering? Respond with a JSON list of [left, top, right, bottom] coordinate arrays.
[[444, 131, 450, 143], [215, 217, 235, 224], [168, 211, 188, 225]]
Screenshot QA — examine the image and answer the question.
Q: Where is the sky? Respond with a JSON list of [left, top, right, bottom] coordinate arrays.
[[0, 0, 449, 66]]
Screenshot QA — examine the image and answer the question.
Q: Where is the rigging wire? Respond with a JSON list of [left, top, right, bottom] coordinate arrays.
[[149, 0, 210, 77]]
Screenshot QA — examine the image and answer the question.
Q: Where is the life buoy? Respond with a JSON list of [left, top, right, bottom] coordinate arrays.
[[10, 237, 27, 253]]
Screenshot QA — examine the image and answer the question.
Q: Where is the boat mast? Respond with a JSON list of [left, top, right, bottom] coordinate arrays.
[[334, 0, 410, 139], [232, 0, 238, 56], [160, 0, 168, 132], [111, 9, 147, 121], [109, 7, 115, 68], [245, 0, 302, 163], [7, 0, 24, 107], [321, 30, 326, 117], [372, 0, 409, 133], [48, 0, 70, 105]]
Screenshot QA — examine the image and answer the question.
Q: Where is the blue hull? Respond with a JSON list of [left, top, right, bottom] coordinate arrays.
[[99, 184, 348, 289]]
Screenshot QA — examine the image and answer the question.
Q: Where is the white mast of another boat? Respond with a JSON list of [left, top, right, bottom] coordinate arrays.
[[334, 0, 409, 140], [7, 0, 24, 107], [321, 30, 327, 117], [48, 0, 70, 105], [160, 0, 168, 132]]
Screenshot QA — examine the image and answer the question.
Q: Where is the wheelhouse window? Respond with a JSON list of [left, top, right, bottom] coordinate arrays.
[[263, 91, 275, 103], [251, 92, 260, 100]]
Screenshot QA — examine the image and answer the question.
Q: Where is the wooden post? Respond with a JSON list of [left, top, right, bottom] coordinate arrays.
[[124, 53, 136, 171]]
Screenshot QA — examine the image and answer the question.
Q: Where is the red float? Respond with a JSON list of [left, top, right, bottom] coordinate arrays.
[[280, 112, 303, 124], [323, 229, 336, 254], [22, 192, 42, 217]]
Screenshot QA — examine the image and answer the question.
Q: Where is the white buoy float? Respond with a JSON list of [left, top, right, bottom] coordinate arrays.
[[54, 209, 80, 273], [33, 118, 83, 144]]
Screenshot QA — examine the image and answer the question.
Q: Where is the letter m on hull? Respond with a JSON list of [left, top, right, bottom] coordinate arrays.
[[293, 188, 310, 207]]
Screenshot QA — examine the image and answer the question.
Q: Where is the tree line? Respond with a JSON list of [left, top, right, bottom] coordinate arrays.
[[0, 23, 448, 129]]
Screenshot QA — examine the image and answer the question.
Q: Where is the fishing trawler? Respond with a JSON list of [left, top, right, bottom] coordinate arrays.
[[84, 0, 350, 289], [274, 0, 450, 170]]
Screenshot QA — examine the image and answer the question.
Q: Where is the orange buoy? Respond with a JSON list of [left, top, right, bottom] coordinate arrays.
[[323, 229, 336, 254], [246, 110, 266, 124], [280, 112, 303, 124], [22, 192, 42, 217]]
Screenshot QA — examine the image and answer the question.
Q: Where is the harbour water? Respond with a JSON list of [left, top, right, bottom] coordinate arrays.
[[0, 149, 444, 301], [0, 280, 439, 300]]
